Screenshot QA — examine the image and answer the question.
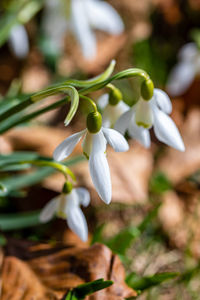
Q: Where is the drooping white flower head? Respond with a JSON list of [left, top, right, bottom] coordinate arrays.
[[43, 0, 124, 59], [53, 125, 129, 204], [115, 88, 185, 152], [9, 24, 29, 59], [39, 187, 90, 241], [98, 93, 129, 128], [167, 43, 200, 96]]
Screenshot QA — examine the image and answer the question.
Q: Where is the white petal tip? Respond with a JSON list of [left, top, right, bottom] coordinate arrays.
[[102, 196, 111, 205]]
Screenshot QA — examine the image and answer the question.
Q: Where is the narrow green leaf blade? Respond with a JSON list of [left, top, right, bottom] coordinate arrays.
[[126, 272, 179, 292]]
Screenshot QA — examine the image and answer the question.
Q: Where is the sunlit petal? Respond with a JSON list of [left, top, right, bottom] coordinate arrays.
[[53, 130, 86, 161], [66, 191, 88, 241], [166, 61, 195, 96], [135, 100, 153, 129], [154, 89, 172, 114], [86, 0, 124, 34], [76, 188, 90, 207], [178, 43, 198, 61], [9, 25, 29, 58], [102, 127, 129, 152], [71, 0, 96, 58], [98, 94, 109, 110], [128, 117, 151, 148], [153, 106, 185, 151], [115, 108, 133, 135]]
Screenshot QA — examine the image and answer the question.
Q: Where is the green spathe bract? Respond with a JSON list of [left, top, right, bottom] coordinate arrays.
[[87, 111, 102, 133], [141, 79, 154, 101]]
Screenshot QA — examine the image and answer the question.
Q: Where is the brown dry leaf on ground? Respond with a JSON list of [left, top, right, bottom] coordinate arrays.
[[43, 141, 153, 205], [159, 189, 200, 258], [157, 108, 200, 184], [59, 33, 127, 76], [1, 242, 136, 300], [4, 126, 73, 157]]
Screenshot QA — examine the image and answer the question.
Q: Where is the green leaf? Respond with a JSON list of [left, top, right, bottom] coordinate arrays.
[[91, 224, 105, 245], [0, 154, 84, 197], [126, 272, 179, 292], [106, 226, 140, 256], [150, 172, 172, 195], [0, 151, 39, 168], [0, 210, 41, 231], [31, 85, 79, 126], [65, 279, 113, 300], [138, 203, 161, 233]]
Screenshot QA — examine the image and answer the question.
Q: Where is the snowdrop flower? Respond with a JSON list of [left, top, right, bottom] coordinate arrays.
[[53, 111, 129, 204], [43, 0, 124, 59], [167, 43, 200, 96], [115, 87, 185, 151], [40, 184, 90, 241], [9, 24, 29, 59], [98, 93, 129, 128]]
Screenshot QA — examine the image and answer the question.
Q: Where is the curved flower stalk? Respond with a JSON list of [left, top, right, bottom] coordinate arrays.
[[53, 113, 129, 204], [115, 88, 185, 151], [167, 43, 200, 96], [98, 93, 129, 128], [40, 187, 90, 241], [8, 24, 29, 59], [42, 0, 124, 59]]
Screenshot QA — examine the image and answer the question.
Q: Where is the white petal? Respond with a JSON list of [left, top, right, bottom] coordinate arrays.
[[91, 130, 107, 153], [102, 101, 129, 128], [128, 117, 151, 148], [178, 43, 198, 61], [86, 0, 124, 34], [42, 0, 67, 52], [102, 127, 129, 152], [67, 206, 88, 241], [9, 25, 29, 58], [75, 188, 90, 207], [135, 100, 153, 129], [154, 89, 172, 114], [89, 151, 111, 204], [39, 197, 58, 223], [114, 108, 133, 135], [166, 61, 195, 96], [153, 106, 185, 151], [53, 130, 85, 161], [98, 94, 109, 110], [71, 0, 97, 59]]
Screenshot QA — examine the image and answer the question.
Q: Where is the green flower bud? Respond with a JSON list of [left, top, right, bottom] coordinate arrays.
[[62, 181, 73, 194], [87, 111, 102, 133], [109, 88, 122, 106], [141, 79, 154, 101]]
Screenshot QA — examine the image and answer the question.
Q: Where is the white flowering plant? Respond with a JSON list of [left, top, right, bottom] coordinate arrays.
[[0, 59, 184, 242]]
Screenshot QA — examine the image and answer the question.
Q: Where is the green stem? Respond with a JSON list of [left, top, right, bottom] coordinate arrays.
[[2, 159, 76, 181], [80, 95, 97, 112], [23, 160, 76, 181]]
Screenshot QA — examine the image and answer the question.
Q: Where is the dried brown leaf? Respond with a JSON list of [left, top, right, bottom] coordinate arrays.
[[1, 242, 136, 300]]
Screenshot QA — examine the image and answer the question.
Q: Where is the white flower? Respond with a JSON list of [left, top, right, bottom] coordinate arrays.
[[98, 94, 129, 128], [115, 88, 185, 151], [167, 43, 200, 96], [39, 188, 90, 241], [9, 24, 29, 59], [43, 0, 124, 58], [53, 127, 129, 204]]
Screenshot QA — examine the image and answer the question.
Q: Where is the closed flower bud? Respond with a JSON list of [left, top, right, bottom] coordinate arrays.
[[62, 181, 73, 194], [87, 111, 102, 133], [109, 88, 122, 106], [141, 79, 154, 101]]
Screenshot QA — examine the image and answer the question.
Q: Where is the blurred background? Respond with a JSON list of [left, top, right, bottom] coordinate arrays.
[[1, 1, 200, 299]]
